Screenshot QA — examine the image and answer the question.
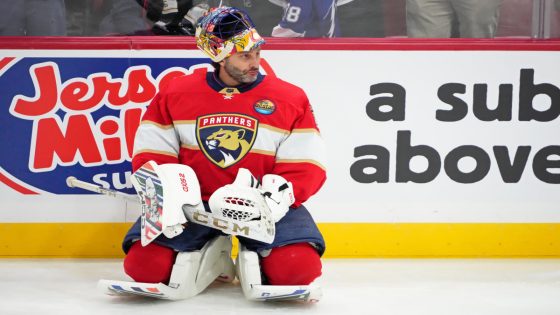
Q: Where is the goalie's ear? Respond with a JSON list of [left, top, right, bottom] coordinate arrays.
[[232, 168, 260, 188]]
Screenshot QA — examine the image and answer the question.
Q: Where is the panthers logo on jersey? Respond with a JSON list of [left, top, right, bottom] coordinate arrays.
[[196, 113, 258, 168]]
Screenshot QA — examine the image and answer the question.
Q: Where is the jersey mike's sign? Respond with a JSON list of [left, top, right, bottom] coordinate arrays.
[[0, 56, 208, 194]]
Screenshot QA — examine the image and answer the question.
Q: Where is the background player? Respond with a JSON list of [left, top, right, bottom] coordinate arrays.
[[270, 0, 339, 37], [133, 0, 209, 35], [122, 6, 327, 289]]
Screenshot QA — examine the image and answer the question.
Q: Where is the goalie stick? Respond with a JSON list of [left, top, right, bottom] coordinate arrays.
[[65, 171, 274, 244], [66, 176, 138, 203]]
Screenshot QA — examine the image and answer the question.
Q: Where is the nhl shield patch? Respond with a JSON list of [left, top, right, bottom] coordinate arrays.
[[196, 113, 258, 168]]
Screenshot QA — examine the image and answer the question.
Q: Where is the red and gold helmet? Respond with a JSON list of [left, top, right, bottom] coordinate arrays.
[[195, 6, 265, 62]]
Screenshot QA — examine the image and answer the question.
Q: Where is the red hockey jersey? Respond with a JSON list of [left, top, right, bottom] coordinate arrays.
[[132, 67, 326, 206]]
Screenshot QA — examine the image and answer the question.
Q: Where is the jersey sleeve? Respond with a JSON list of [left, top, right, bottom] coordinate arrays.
[[273, 95, 327, 206], [131, 91, 180, 172]]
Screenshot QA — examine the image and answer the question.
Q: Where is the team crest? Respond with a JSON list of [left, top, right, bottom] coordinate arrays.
[[196, 113, 258, 168]]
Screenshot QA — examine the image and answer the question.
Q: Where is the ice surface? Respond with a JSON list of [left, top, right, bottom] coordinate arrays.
[[1, 258, 560, 315]]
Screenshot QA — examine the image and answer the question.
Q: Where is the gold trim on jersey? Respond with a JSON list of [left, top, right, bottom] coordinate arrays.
[[181, 144, 200, 150], [132, 149, 178, 158], [276, 159, 326, 171], [140, 120, 174, 129], [259, 123, 290, 135], [173, 120, 196, 125], [250, 148, 276, 156], [291, 128, 321, 135]]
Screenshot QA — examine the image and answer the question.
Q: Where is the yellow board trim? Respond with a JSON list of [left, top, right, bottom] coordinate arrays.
[[1, 223, 559, 258]]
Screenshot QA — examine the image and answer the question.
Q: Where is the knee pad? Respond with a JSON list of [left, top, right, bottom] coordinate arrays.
[[123, 241, 177, 284], [260, 243, 322, 285]]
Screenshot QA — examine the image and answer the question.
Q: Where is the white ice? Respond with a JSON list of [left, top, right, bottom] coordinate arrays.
[[1, 258, 560, 315]]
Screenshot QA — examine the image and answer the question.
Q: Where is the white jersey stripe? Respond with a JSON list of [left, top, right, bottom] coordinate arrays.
[[276, 132, 326, 166], [175, 123, 197, 148], [173, 122, 289, 153], [135, 121, 323, 166], [253, 126, 287, 152], [133, 124, 180, 157]]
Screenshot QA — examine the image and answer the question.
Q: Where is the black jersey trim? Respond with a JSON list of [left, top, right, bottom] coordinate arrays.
[[206, 71, 265, 94]]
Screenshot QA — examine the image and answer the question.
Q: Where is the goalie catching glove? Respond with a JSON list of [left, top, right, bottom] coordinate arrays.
[[261, 174, 296, 222], [209, 168, 296, 224]]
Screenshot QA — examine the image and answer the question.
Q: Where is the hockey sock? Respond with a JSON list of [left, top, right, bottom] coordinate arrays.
[[260, 243, 322, 285], [123, 241, 177, 284]]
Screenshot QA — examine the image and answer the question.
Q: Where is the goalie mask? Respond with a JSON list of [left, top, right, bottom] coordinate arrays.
[[195, 6, 265, 62]]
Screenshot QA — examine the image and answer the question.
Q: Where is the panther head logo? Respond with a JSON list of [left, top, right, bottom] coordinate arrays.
[[206, 128, 251, 167], [196, 114, 258, 168]]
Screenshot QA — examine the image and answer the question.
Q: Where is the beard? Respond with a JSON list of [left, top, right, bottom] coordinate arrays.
[[223, 61, 258, 84]]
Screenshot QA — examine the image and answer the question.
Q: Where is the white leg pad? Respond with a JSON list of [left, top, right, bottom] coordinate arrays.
[[195, 234, 235, 288], [235, 245, 323, 302], [236, 244, 263, 295], [98, 235, 235, 300], [165, 250, 201, 298]]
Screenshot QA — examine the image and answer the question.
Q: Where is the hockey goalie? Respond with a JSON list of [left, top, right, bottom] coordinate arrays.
[[97, 6, 328, 302]]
